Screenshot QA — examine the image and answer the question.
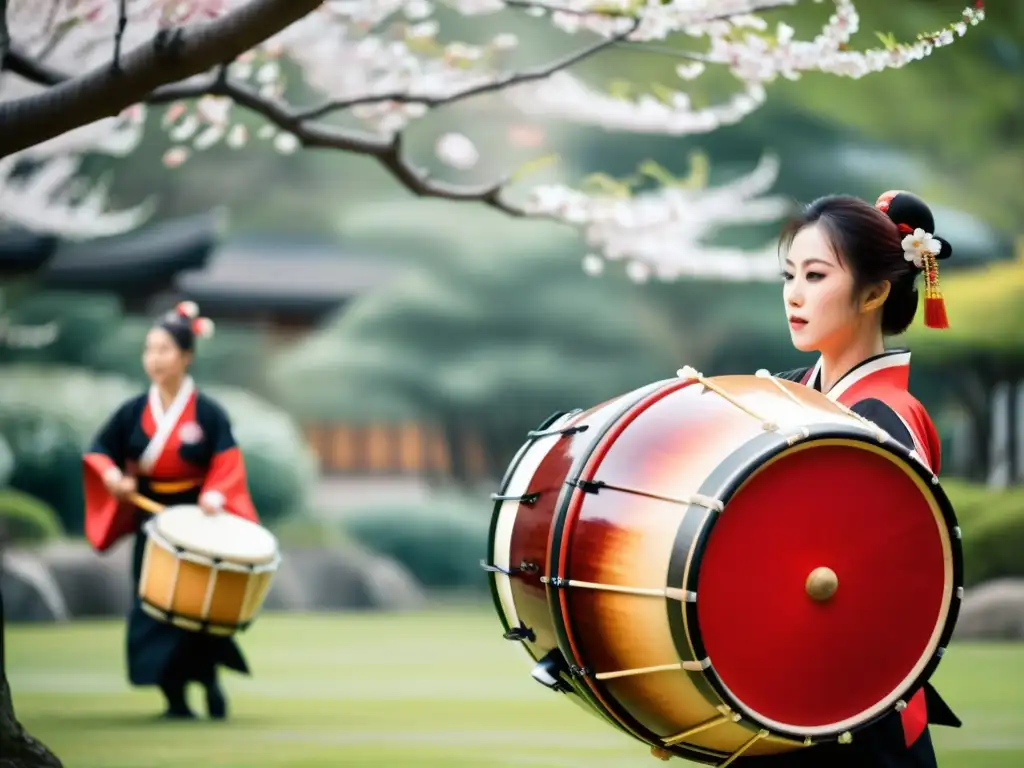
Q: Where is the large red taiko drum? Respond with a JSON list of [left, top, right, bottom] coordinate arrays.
[[483, 369, 962, 765]]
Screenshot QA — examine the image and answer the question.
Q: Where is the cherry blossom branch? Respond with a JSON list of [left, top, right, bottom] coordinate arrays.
[[163, 71, 533, 217], [293, 19, 638, 121], [4, 7, 642, 218], [0, 0, 323, 158], [0, 0, 988, 280]]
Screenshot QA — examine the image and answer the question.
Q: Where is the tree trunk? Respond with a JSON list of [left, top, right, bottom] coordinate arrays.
[[0, 583, 64, 767]]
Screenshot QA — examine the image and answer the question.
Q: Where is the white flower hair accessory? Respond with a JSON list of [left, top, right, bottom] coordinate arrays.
[[901, 228, 943, 269]]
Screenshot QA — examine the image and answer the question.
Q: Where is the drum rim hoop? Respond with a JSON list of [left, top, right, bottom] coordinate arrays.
[[139, 597, 252, 634], [484, 408, 574, 639], [142, 516, 281, 572], [145, 506, 280, 566], [676, 427, 963, 743]]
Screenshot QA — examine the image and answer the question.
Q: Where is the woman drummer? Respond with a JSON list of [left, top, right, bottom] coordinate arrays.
[[743, 191, 960, 766], [82, 301, 260, 721]]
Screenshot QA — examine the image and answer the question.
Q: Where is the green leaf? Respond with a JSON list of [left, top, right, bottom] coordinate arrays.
[[509, 152, 561, 183], [579, 172, 634, 198], [874, 30, 899, 50], [649, 82, 677, 106], [606, 79, 634, 100]]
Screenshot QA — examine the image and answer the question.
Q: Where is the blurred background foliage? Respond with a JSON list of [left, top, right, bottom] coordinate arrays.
[[1, 0, 1022, 595]]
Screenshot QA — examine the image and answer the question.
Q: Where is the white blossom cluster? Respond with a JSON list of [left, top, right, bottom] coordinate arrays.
[[149, 0, 982, 281], [525, 154, 792, 282], [150, 1, 985, 149], [0, 0, 985, 282], [507, 0, 985, 130]]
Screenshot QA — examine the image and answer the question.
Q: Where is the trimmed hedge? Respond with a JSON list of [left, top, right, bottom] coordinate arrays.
[[946, 480, 1024, 588], [342, 494, 489, 592], [0, 488, 65, 544]]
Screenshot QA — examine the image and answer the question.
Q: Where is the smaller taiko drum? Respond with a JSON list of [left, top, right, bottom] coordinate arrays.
[[485, 369, 963, 765], [139, 505, 280, 636]]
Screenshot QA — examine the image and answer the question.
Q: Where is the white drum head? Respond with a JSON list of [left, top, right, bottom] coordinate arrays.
[[154, 505, 279, 565]]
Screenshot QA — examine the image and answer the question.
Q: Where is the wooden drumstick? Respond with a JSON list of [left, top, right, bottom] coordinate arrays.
[[127, 492, 166, 515]]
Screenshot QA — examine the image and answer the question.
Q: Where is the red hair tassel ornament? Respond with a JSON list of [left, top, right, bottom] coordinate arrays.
[[875, 191, 952, 330]]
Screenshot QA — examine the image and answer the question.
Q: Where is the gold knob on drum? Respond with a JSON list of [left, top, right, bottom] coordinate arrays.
[[650, 746, 673, 761], [805, 566, 839, 602]]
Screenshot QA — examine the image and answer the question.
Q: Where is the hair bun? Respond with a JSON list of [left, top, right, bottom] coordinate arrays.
[[176, 300, 200, 319], [192, 317, 215, 340], [874, 190, 952, 261]]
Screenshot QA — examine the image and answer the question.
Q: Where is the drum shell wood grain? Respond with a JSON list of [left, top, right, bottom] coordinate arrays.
[[138, 538, 275, 635]]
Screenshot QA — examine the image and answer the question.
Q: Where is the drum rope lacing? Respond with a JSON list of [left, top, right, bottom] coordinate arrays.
[[678, 366, 779, 433]]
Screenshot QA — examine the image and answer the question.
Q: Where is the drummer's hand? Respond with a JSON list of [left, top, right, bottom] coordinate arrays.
[[199, 498, 220, 516], [110, 476, 136, 500]]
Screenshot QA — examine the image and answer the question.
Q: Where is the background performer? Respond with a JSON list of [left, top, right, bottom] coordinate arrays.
[[744, 191, 961, 767], [82, 301, 259, 721]]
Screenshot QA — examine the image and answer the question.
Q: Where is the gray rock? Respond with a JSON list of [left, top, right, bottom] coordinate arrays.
[[33, 539, 133, 619], [3, 537, 425, 622], [954, 579, 1024, 640], [266, 543, 424, 612], [1, 550, 68, 623]]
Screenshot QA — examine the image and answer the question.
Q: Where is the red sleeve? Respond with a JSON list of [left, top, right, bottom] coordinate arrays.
[[885, 391, 942, 475], [83, 400, 140, 553], [910, 405, 942, 475], [200, 446, 259, 524], [83, 453, 137, 552]]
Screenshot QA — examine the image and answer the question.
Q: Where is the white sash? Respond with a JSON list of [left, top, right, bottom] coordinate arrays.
[[138, 376, 195, 474]]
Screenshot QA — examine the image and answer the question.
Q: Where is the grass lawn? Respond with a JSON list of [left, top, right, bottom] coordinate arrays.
[[7, 608, 1024, 767]]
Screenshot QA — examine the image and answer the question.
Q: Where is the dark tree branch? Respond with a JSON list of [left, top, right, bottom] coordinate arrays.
[[112, 0, 129, 73], [0, 0, 323, 158], [0, 0, 10, 72]]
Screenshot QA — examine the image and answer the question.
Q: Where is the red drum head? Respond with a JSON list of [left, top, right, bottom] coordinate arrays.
[[695, 440, 954, 734]]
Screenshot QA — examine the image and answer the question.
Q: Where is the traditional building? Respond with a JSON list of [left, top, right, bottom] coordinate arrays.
[[0, 229, 58, 279], [39, 212, 222, 311], [301, 420, 493, 482], [165, 236, 406, 343]]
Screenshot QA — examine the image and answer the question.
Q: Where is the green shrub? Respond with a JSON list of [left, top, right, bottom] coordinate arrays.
[[342, 494, 488, 592], [0, 488, 65, 544], [945, 480, 1024, 587], [0, 364, 316, 533], [271, 513, 352, 548], [0, 408, 88, 533]]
